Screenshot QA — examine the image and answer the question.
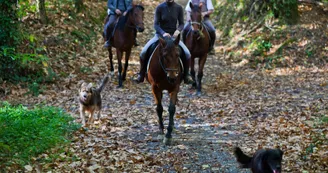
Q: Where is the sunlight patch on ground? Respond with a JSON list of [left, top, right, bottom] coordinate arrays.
[[267, 65, 328, 76]]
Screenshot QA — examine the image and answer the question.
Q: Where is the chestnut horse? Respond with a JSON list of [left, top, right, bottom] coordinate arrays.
[[183, 2, 210, 95], [104, 5, 144, 87], [147, 35, 182, 145]]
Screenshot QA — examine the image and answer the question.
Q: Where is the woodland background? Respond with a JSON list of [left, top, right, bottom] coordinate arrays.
[[0, 0, 328, 172]]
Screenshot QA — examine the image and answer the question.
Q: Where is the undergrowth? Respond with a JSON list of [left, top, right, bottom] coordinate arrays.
[[0, 102, 80, 169]]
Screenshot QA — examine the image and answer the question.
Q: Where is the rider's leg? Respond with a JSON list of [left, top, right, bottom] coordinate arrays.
[[179, 41, 193, 84], [203, 18, 216, 53], [104, 15, 117, 48], [182, 23, 191, 43], [134, 35, 159, 83]]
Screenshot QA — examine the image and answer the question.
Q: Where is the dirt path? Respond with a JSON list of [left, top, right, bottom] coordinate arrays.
[[3, 1, 328, 172]]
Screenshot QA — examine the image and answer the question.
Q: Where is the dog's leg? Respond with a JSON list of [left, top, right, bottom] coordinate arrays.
[[96, 109, 101, 120], [88, 110, 94, 124], [80, 105, 86, 126]]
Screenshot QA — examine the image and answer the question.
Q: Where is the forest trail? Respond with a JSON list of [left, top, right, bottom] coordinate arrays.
[[2, 0, 328, 172]]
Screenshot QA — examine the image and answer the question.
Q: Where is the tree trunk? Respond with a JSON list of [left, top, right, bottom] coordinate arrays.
[[39, 0, 47, 24]]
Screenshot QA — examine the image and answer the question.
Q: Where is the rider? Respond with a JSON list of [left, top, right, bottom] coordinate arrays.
[[184, 0, 216, 54], [104, 0, 139, 48], [134, 0, 193, 84]]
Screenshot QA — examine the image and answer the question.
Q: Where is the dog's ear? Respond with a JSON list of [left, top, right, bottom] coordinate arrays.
[[81, 82, 87, 88], [87, 83, 93, 89]]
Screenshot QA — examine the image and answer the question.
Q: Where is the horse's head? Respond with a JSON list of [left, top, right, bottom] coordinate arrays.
[[189, 2, 203, 37], [130, 4, 145, 32], [158, 35, 181, 84]]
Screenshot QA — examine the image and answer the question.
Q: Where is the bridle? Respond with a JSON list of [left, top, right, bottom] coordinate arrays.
[[159, 49, 180, 83], [189, 10, 204, 40], [190, 21, 204, 32], [159, 55, 180, 74]]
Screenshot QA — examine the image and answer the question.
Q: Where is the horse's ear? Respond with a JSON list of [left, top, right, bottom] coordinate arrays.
[[189, 2, 194, 9], [174, 34, 180, 45], [159, 37, 166, 48]]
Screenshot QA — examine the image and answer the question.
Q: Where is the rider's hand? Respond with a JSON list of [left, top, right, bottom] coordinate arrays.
[[115, 9, 122, 15], [123, 11, 127, 16], [173, 30, 180, 38], [201, 12, 208, 18], [163, 33, 171, 38]]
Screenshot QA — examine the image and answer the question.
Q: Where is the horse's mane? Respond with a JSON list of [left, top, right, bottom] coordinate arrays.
[[116, 5, 144, 31], [191, 3, 201, 12], [161, 36, 176, 50]]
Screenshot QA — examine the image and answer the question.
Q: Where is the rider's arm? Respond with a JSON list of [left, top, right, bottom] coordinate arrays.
[[177, 5, 184, 32], [205, 0, 214, 15], [154, 6, 166, 36], [185, 0, 191, 22], [107, 0, 116, 12], [126, 0, 133, 11]]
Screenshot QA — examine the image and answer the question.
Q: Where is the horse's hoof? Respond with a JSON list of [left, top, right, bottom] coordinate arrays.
[[163, 137, 172, 145], [197, 91, 202, 96], [117, 85, 123, 88]]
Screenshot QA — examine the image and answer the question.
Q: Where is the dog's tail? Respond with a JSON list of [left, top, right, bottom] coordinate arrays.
[[234, 147, 252, 168], [97, 75, 109, 92]]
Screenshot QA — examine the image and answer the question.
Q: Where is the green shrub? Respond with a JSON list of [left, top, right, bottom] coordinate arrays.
[[0, 102, 80, 167]]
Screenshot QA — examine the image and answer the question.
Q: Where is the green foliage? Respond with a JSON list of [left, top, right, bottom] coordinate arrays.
[[0, 0, 52, 85], [0, 102, 80, 167], [254, 39, 272, 56], [213, 0, 299, 38]]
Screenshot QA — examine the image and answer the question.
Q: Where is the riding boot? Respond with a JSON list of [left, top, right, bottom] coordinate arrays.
[[181, 54, 194, 84], [134, 56, 147, 83], [104, 26, 113, 48], [208, 31, 216, 54], [182, 30, 187, 43]]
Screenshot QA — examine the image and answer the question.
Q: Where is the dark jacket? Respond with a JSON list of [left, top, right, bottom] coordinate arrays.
[[107, 0, 133, 15], [154, 2, 184, 36]]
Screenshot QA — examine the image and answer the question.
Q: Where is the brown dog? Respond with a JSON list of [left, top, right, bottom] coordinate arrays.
[[234, 147, 283, 173], [79, 76, 109, 126]]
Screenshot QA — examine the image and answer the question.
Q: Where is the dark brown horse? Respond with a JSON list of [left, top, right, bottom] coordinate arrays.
[[147, 35, 182, 145], [183, 2, 210, 95], [104, 4, 144, 87]]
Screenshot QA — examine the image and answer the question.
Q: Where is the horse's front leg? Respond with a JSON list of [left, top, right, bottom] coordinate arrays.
[[122, 49, 131, 81], [164, 90, 178, 145], [116, 49, 123, 88], [190, 56, 197, 88], [108, 47, 114, 75], [197, 54, 207, 95], [152, 86, 164, 135]]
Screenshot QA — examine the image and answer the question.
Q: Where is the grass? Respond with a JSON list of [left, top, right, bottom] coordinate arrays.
[[0, 102, 80, 168]]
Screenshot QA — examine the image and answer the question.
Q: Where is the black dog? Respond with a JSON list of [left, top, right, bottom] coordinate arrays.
[[234, 147, 283, 173]]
